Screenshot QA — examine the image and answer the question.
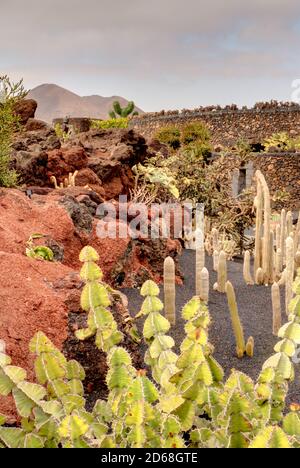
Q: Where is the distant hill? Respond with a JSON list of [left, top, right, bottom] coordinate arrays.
[[28, 84, 143, 123]]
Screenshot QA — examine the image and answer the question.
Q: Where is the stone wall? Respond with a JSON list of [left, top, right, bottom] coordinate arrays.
[[228, 152, 300, 211], [130, 104, 300, 146]]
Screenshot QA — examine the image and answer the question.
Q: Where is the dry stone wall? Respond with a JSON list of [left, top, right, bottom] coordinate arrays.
[[130, 104, 300, 146]]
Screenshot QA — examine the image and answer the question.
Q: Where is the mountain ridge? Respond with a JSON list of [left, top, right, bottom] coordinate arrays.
[[28, 83, 143, 122]]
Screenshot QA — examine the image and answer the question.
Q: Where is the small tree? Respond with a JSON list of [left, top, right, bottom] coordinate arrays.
[[0, 75, 27, 187], [109, 100, 138, 119]]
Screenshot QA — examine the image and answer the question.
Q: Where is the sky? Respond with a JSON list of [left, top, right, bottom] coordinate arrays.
[[1, 0, 300, 111]]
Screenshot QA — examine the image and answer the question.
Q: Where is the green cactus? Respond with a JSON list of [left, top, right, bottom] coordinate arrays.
[[109, 100, 138, 119], [225, 281, 246, 358], [75, 246, 124, 352]]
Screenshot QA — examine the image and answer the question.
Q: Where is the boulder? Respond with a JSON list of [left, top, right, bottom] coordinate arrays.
[[47, 147, 88, 181], [13, 99, 37, 125], [25, 118, 50, 132]]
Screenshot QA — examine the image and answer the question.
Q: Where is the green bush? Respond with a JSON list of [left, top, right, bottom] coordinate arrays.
[[1, 246, 300, 448], [155, 126, 181, 150], [180, 122, 211, 146], [0, 75, 27, 187], [91, 117, 128, 130]]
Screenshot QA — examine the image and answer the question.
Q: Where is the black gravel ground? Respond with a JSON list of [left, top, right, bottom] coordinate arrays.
[[123, 250, 300, 404]]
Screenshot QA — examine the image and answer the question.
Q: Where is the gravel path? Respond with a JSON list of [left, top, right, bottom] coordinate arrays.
[[123, 249, 300, 404]]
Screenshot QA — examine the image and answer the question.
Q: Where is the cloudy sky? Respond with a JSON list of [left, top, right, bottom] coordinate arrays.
[[2, 0, 300, 111]]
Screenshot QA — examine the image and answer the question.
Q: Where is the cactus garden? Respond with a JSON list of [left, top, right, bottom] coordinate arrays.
[[2, 1, 300, 448]]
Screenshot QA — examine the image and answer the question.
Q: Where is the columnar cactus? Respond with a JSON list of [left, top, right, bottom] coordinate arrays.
[[286, 211, 293, 237], [212, 228, 219, 253], [195, 244, 205, 296], [164, 256, 176, 325], [243, 250, 254, 285], [285, 236, 294, 315], [213, 250, 219, 272], [225, 281, 245, 358], [255, 267, 264, 286], [280, 208, 286, 266], [199, 267, 209, 303], [246, 336, 254, 358], [254, 178, 263, 274], [255, 171, 271, 284], [272, 282, 282, 335], [214, 250, 227, 293], [268, 230, 275, 284]]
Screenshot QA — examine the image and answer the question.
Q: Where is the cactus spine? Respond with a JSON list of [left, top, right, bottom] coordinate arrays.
[[199, 267, 209, 303], [164, 256, 176, 325], [285, 236, 294, 315], [271, 282, 281, 335], [225, 281, 245, 358], [195, 244, 205, 296], [243, 250, 254, 285]]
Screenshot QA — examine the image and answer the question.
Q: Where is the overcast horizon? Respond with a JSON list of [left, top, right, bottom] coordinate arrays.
[[2, 0, 300, 111]]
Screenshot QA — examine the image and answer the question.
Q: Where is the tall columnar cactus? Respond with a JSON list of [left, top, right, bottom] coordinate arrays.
[[275, 248, 282, 279], [272, 282, 282, 335], [285, 236, 294, 315], [213, 250, 219, 272], [164, 256, 176, 325], [286, 211, 293, 237], [195, 244, 205, 296], [255, 171, 271, 284], [280, 208, 286, 266], [212, 228, 219, 253], [225, 281, 246, 358], [243, 250, 254, 285], [199, 267, 209, 303], [214, 250, 227, 293], [268, 230, 275, 284], [254, 178, 263, 274]]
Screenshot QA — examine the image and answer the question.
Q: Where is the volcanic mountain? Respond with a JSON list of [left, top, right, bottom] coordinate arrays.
[[28, 83, 143, 122]]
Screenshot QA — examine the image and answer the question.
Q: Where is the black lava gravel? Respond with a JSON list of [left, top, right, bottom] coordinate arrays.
[[122, 249, 300, 405]]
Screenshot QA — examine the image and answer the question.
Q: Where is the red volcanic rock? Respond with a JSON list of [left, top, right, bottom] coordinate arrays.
[[75, 168, 102, 187], [47, 147, 88, 180], [0, 251, 74, 420], [13, 99, 37, 125], [25, 118, 50, 132]]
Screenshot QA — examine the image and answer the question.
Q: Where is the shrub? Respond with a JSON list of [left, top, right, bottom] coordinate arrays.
[[155, 126, 181, 150], [0, 75, 27, 187], [180, 122, 211, 146], [91, 117, 128, 129], [1, 246, 300, 448]]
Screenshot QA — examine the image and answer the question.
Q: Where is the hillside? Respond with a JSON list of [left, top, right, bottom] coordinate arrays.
[[28, 84, 143, 122]]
